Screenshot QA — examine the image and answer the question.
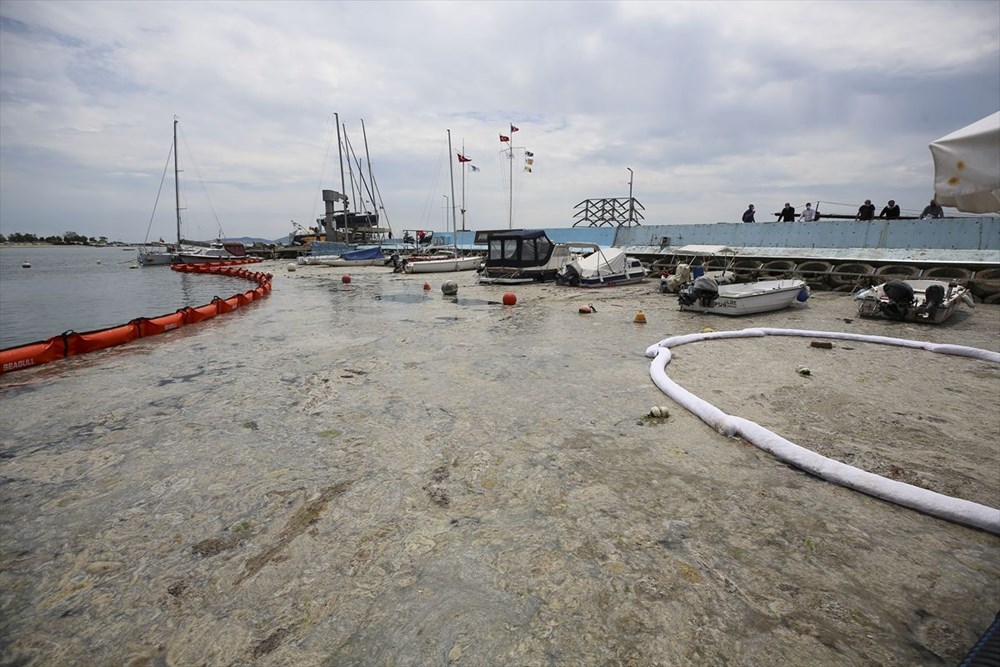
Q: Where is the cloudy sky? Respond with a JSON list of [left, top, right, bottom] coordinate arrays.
[[1, 0, 998, 243]]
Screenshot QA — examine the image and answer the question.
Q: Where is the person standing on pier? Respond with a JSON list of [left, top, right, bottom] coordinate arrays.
[[777, 203, 796, 222], [742, 204, 756, 222], [855, 199, 876, 220], [878, 200, 900, 219], [920, 199, 944, 219], [799, 203, 817, 221]]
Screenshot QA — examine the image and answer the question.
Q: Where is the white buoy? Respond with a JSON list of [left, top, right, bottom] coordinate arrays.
[[287, 263, 297, 272], [441, 280, 458, 296]]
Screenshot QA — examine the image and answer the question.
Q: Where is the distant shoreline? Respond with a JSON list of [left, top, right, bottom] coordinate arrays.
[[1, 243, 138, 249]]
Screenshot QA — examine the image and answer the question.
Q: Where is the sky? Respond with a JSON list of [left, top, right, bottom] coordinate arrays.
[[1, 0, 998, 243]]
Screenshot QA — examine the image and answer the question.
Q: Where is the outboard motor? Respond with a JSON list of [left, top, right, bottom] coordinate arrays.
[[390, 251, 404, 273], [919, 283, 946, 319], [678, 275, 720, 307], [556, 264, 580, 286], [880, 279, 915, 320]]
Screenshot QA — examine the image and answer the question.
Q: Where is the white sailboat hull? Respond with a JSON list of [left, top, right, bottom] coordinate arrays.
[[404, 256, 481, 273]]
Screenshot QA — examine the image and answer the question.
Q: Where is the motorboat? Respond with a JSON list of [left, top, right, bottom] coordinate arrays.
[[174, 241, 248, 264], [854, 279, 974, 324], [677, 276, 810, 315], [657, 245, 742, 293], [403, 253, 482, 274], [555, 247, 648, 287], [298, 246, 386, 266], [478, 229, 600, 284]]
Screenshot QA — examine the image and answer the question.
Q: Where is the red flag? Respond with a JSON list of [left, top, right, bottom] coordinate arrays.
[[499, 134, 510, 143], [510, 124, 519, 133], [457, 153, 472, 163]]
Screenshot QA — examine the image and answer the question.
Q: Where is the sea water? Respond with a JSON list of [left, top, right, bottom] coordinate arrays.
[[0, 245, 258, 349]]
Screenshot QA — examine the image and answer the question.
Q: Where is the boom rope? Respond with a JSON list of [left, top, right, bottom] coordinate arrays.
[[0, 262, 273, 375]]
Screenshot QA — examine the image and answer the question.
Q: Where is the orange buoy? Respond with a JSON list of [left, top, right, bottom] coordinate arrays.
[[342, 274, 352, 284], [423, 282, 431, 291], [634, 311, 647, 323], [502, 293, 517, 306], [578, 304, 595, 314]]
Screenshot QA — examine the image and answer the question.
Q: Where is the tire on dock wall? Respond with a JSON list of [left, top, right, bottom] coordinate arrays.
[[760, 259, 798, 278], [830, 263, 875, 291], [874, 264, 921, 280], [922, 266, 973, 285], [794, 261, 833, 290], [971, 267, 1000, 300], [731, 258, 763, 279]]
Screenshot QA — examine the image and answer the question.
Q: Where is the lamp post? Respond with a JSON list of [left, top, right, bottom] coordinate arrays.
[[626, 167, 634, 226]]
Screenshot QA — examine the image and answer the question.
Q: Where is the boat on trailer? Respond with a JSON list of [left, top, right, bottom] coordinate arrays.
[[854, 279, 973, 324], [677, 276, 809, 315]]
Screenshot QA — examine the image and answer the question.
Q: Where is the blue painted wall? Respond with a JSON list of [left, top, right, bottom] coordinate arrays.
[[612, 217, 1000, 251]]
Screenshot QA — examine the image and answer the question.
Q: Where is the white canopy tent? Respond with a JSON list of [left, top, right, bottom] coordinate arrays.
[[929, 111, 1000, 214]]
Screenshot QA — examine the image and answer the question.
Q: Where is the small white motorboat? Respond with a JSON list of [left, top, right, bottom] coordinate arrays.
[[677, 276, 809, 315], [555, 247, 648, 287], [854, 279, 974, 324]]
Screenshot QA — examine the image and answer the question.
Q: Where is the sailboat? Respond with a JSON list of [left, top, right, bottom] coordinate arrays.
[[138, 118, 246, 266], [403, 130, 481, 274]]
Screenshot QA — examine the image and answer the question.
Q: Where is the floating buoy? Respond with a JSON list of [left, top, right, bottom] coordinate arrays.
[[21, 262, 31, 268], [796, 365, 811, 376], [502, 292, 517, 306], [633, 311, 646, 323], [423, 282, 431, 291], [579, 304, 595, 314], [342, 274, 352, 284], [287, 263, 297, 272], [649, 406, 670, 418], [129, 264, 139, 269], [441, 280, 458, 296], [701, 327, 715, 333], [96, 260, 102, 265]]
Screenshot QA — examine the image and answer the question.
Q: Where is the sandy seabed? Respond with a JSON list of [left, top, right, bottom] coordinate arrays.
[[1, 262, 998, 666]]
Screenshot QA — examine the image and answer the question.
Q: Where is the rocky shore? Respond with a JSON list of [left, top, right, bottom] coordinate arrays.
[[1, 262, 997, 666]]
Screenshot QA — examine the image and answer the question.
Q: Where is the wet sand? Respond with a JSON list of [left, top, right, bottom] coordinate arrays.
[[1, 262, 998, 666]]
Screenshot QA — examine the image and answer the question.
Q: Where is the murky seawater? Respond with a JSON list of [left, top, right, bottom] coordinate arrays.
[[1, 263, 997, 665]]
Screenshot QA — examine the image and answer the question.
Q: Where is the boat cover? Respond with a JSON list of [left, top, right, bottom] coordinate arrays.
[[929, 111, 1000, 213], [483, 229, 556, 268], [340, 246, 385, 261], [566, 248, 628, 280]]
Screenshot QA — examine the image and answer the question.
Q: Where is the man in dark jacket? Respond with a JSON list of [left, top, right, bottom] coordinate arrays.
[[777, 203, 795, 222], [742, 204, 755, 222], [878, 200, 900, 219], [855, 199, 876, 220]]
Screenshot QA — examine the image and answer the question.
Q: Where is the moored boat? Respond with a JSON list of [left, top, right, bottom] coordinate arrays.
[[555, 247, 647, 287], [299, 246, 386, 266], [677, 277, 809, 315], [478, 229, 600, 284], [854, 278, 973, 324]]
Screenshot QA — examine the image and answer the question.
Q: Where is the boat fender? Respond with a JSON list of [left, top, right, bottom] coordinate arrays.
[[797, 286, 810, 302]]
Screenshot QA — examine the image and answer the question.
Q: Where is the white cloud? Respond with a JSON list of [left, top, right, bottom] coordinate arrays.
[[1, 0, 997, 241]]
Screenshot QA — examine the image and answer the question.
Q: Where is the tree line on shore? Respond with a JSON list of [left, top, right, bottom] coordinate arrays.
[[1, 231, 113, 245]]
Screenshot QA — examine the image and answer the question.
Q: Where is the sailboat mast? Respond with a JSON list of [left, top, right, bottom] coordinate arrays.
[[460, 141, 467, 231], [335, 112, 348, 242], [447, 129, 458, 241], [173, 117, 182, 245], [361, 118, 378, 235], [508, 139, 513, 229]]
